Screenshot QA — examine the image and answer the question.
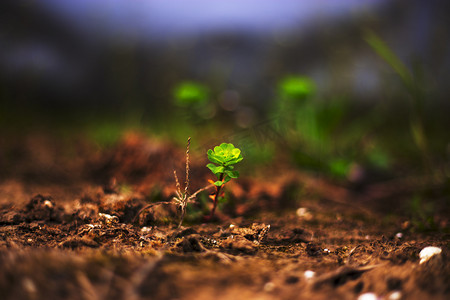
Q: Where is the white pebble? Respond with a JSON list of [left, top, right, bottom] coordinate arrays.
[[304, 270, 315, 279], [22, 278, 37, 294], [388, 291, 402, 300], [395, 232, 403, 239], [296, 207, 307, 216], [296, 207, 313, 220], [98, 213, 119, 224], [419, 246, 442, 264], [43, 200, 53, 209], [140, 227, 152, 233], [357, 293, 378, 300], [263, 282, 275, 292]]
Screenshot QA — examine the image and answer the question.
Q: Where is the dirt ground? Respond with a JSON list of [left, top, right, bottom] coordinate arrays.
[[0, 133, 448, 300]]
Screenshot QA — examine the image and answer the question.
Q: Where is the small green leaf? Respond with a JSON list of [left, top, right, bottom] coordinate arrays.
[[207, 163, 224, 175], [214, 145, 223, 153], [225, 170, 239, 178], [214, 181, 224, 187], [207, 149, 223, 164], [231, 148, 240, 157], [225, 155, 243, 166]]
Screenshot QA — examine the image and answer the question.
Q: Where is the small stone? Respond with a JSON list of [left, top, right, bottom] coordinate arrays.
[[395, 232, 403, 239], [388, 291, 402, 300], [419, 246, 442, 264], [357, 292, 378, 300], [98, 213, 119, 225], [304, 270, 315, 280], [140, 226, 152, 233], [296, 207, 312, 220], [263, 282, 275, 292], [43, 200, 53, 209], [22, 278, 37, 294]]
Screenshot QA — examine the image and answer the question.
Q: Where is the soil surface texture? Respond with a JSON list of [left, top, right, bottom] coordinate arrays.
[[0, 134, 448, 300]]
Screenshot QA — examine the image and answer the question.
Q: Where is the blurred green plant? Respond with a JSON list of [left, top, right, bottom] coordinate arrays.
[[278, 76, 316, 100], [409, 194, 438, 232], [174, 81, 209, 106], [173, 81, 215, 122], [276, 75, 391, 179], [365, 30, 431, 171], [277, 76, 353, 178], [207, 143, 243, 217]]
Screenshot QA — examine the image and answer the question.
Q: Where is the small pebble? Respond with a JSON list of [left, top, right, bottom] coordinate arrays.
[[140, 227, 152, 233], [304, 270, 315, 280], [98, 213, 119, 225], [43, 200, 53, 209], [395, 232, 403, 239], [296, 207, 312, 220], [263, 282, 275, 292], [22, 278, 37, 294], [357, 292, 378, 300], [388, 291, 402, 300], [419, 246, 442, 264]]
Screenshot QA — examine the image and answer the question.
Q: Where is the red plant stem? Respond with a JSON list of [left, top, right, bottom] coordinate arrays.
[[210, 173, 224, 218]]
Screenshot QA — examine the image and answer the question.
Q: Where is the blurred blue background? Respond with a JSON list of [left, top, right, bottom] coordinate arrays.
[[0, 0, 449, 123]]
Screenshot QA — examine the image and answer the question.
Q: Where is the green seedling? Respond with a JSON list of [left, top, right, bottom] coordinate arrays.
[[206, 143, 243, 218]]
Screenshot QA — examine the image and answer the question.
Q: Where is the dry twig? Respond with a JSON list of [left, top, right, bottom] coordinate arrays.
[[173, 137, 213, 227], [133, 137, 213, 227]]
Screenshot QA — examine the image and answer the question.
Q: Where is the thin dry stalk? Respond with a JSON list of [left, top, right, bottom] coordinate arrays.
[[184, 137, 190, 196], [133, 137, 213, 227], [173, 137, 213, 227]]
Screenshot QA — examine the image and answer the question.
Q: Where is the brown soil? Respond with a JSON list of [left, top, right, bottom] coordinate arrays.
[[0, 133, 448, 300]]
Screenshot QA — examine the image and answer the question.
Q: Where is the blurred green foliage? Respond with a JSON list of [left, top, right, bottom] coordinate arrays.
[[276, 75, 378, 179], [409, 194, 438, 232], [365, 30, 431, 171], [278, 76, 316, 100], [172, 81, 216, 123], [174, 81, 209, 106]]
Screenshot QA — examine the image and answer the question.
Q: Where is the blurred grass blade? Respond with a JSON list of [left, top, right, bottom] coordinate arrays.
[[364, 30, 413, 90]]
